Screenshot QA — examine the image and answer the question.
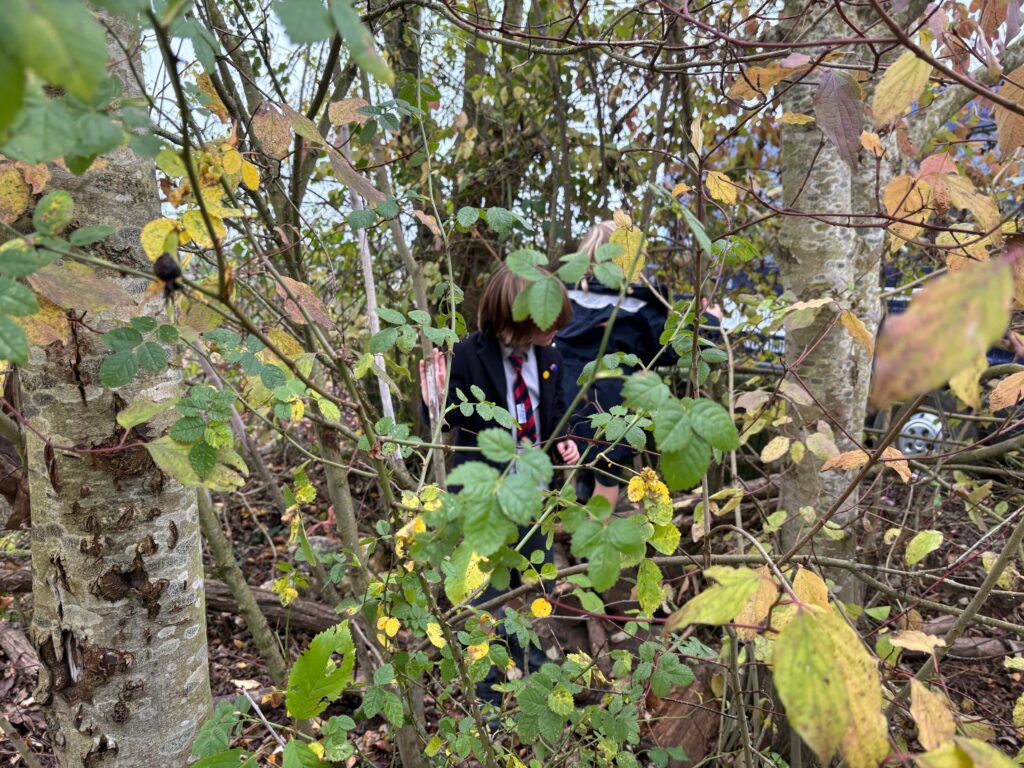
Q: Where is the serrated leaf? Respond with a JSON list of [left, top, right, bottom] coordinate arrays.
[[653, 400, 692, 452], [995, 65, 1024, 155], [0, 277, 37, 316], [328, 0, 393, 85], [135, 341, 168, 373], [623, 371, 670, 411], [478, 428, 516, 463], [689, 399, 739, 450], [637, 559, 663, 617], [273, 0, 332, 43], [286, 622, 356, 720], [661, 439, 710, 491], [528, 277, 566, 332], [0, 315, 27, 363], [456, 206, 479, 228], [189, 441, 218, 479], [99, 349, 139, 388]]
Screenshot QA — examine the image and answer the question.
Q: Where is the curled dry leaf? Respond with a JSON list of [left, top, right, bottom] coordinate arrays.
[[889, 629, 946, 654], [860, 131, 884, 157], [820, 447, 909, 483], [413, 209, 441, 237], [990, 371, 1024, 412], [839, 310, 874, 357], [275, 276, 333, 327]]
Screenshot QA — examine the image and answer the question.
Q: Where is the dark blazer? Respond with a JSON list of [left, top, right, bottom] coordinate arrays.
[[425, 331, 569, 471]]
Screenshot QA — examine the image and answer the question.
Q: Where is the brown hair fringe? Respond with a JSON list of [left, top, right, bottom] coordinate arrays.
[[477, 264, 572, 349]]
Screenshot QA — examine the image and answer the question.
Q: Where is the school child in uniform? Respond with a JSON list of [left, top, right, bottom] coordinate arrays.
[[556, 220, 677, 508], [419, 262, 580, 708]]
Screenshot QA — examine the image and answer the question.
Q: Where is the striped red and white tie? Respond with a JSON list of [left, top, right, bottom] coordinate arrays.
[[508, 354, 538, 445]]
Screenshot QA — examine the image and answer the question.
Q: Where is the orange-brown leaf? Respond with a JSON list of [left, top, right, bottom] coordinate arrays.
[[990, 371, 1024, 412], [995, 66, 1024, 156]]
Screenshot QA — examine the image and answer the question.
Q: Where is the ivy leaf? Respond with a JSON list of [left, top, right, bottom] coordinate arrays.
[[286, 622, 356, 720], [813, 71, 863, 169]]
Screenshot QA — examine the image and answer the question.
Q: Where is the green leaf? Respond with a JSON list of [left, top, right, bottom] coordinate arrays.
[[0, 277, 37, 316], [135, 341, 168, 373], [665, 566, 763, 631], [517, 447, 553, 486], [322, 716, 356, 761], [102, 327, 144, 352], [0, 244, 45, 277], [116, 398, 173, 430], [905, 529, 943, 566], [623, 372, 670, 411], [653, 400, 692, 452], [774, 610, 850, 764], [446, 461, 500, 496], [0, 314, 27, 363], [516, 681, 566, 743], [485, 206, 514, 235], [1, 90, 77, 163], [282, 740, 329, 768], [156, 324, 179, 344], [260, 364, 287, 389], [369, 326, 398, 353], [637, 559, 663, 617], [571, 520, 620, 592], [192, 700, 244, 758], [273, 0, 333, 43], [286, 622, 356, 720], [650, 653, 695, 698], [557, 251, 590, 284], [0, 0, 108, 101], [462, 497, 515, 556], [204, 420, 234, 449], [193, 750, 255, 768], [130, 316, 158, 333], [498, 473, 542, 524], [189, 441, 218, 480], [456, 206, 479, 229], [478, 428, 517, 463], [661, 439, 710, 491], [528, 277, 566, 332], [689, 398, 739, 451], [99, 349, 139, 388], [593, 261, 624, 290], [347, 208, 377, 230], [0, 51, 25, 135], [506, 248, 546, 280], [376, 307, 404, 324], [328, 0, 394, 85], [31, 189, 73, 234], [679, 206, 712, 256], [170, 416, 206, 443]]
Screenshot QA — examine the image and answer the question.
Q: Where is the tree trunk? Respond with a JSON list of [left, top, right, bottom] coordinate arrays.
[[777, 7, 870, 599], [22, 16, 211, 766]]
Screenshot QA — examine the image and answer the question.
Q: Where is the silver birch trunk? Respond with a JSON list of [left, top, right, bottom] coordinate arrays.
[[23, 15, 212, 766]]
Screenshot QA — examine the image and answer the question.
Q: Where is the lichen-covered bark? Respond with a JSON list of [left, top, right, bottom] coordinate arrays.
[[777, 6, 869, 591], [23, 16, 211, 767]]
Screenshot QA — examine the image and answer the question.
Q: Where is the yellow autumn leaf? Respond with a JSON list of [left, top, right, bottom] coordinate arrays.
[[671, 182, 692, 196], [937, 229, 989, 271], [425, 622, 446, 648], [376, 616, 400, 637], [182, 210, 225, 249], [949, 353, 988, 409], [531, 597, 553, 618], [881, 447, 911, 483], [690, 115, 704, 152], [612, 209, 632, 229], [222, 148, 242, 175], [15, 293, 70, 346], [945, 174, 1001, 245], [706, 171, 738, 205], [990, 371, 1024, 412], [911, 679, 957, 750], [241, 160, 260, 191], [883, 175, 933, 246], [995, 65, 1024, 156], [779, 112, 815, 125], [860, 131, 884, 158], [792, 568, 829, 610], [733, 567, 778, 641], [840, 311, 874, 357], [821, 447, 909, 483], [195, 73, 229, 122], [140, 218, 180, 261], [872, 51, 933, 127], [890, 629, 945, 654], [467, 642, 489, 661], [0, 166, 30, 225], [760, 435, 791, 463]]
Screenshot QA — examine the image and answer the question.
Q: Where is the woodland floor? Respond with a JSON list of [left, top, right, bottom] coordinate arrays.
[[3, 465, 1024, 766]]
